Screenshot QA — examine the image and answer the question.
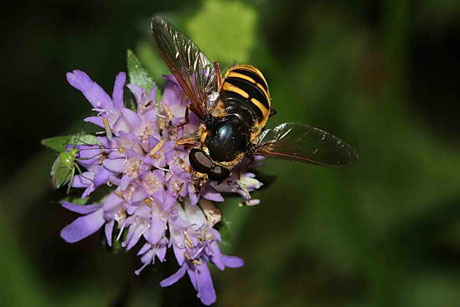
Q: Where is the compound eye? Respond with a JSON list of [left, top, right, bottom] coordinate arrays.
[[208, 165, 231, 181], [189, 148, 213, 173]]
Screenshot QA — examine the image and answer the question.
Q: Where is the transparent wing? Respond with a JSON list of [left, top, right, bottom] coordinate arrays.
[[255, 122, 358, 166], [151, 16, 218, 118]]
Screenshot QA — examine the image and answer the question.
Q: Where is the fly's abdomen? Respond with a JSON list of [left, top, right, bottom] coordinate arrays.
[[220, 65, 271, 129]]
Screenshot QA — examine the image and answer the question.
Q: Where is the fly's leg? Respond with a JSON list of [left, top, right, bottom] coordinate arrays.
[[176, 135, 200, 148], [176, 106, 191, 128], [214, 62, 223, 90]]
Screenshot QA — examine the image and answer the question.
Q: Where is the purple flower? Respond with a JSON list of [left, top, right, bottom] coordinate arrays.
[[60, 70, 263, 305]]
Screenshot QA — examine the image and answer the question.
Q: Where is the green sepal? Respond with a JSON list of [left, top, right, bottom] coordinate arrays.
[[127, 49, 155, 93], [59, 187, 111, 205], [41, 134, 101, 153], [60, 196, 90, 205]]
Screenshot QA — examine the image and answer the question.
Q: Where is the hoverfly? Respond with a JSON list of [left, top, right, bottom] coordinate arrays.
[[151, 17, 358, 181]]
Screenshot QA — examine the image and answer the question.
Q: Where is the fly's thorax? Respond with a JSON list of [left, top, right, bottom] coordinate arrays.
[[210, 100, 227, 117], [203, 115, 250, 162]]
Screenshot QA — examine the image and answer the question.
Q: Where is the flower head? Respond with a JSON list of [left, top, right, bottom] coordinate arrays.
[[60, 70, 263, 305]]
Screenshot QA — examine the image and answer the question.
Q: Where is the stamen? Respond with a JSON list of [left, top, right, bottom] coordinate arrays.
[[102, 117, 113, 140], [144, 197, 154, 207], [114, 191, 124, 199], [191, 259, 202, 265], [149, 139, 166, 158], [161, 101, 173, 122], [184, 251, 191, 260], [236, 180, 251, 199], [184, 234, 193, 248]]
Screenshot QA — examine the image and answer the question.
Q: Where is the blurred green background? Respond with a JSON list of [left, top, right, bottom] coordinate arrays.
[[2, 0, 460, 306]]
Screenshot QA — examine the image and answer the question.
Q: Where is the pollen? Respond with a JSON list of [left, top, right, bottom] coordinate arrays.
[[126, 159, 142, 178]]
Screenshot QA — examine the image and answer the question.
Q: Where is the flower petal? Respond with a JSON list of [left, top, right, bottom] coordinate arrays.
[[172, 243, 185, 266], [62, 202, 101, 214], [60, 208, 105, 243], [105, 220, 115, 247], [160, 265, 187, 287], [203, 188, 224, 202], [127, 84, 144, 105], [194, 262, 216, 306], [93, 166, 112, 186], [208, 241, 225, 270], [123, 223, 147, 250], [66, 70, 112, 109], [84, 116, 104, 128], [188, 185, 199, 206], [137, 243, 151, 256], [187, 268, 198, 290], [81, 185, 96, 199], [121, 108, 142, 130], [162, 192, 177, 210], [72, 172, 93, 188], [112, 72, 126, 108], [103, 192, 124, 213], [157, 241, 167, 262], [120, 174, 132, 190], [162, 75, 188, 118], [184, 201, 206, 226], [146, 214, 165, 245], [103, 159, 125, 173], [222, 255, 244, 268]]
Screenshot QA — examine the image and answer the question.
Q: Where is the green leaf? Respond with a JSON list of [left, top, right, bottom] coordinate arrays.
[[127, 49, 155, 92], [136, 41, 166, 103], [137, 40, 168, 83], [124, 84, 137, 112], [41, 134, 101, 152]]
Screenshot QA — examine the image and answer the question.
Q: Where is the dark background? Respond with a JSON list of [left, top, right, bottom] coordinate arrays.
[[2, 0, 460, 306]]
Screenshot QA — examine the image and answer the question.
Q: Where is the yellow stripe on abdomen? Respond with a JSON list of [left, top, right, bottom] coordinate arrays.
[[222, 82, 249, 99], [226, 71, 256, 84], [235, 65, 269, 88], [251, 98, 269, 126]]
